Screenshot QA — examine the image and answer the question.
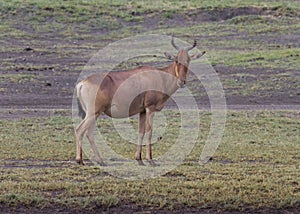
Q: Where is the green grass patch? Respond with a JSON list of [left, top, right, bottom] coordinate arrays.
[[0, 116, 74, 160], [0, 23, 29, 38], [1, 0, 299, 16], [0, 0, 299, 39], [0, 73, 38, 84], [151, 14, 299, 70], [0, 111, 299, 210], [211, 48, 300, 69], [223, 71, 300, 97]]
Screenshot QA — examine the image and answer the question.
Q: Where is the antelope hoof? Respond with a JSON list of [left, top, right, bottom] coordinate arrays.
[[97, 161, 106, 166], [147, 159, 158, 167], [76, 159, 84, 165], [136, 159, 145, 166]]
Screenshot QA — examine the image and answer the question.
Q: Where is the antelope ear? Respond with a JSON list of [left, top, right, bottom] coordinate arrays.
[[191, 51, 206, 60], [164, 52, 175, 60]]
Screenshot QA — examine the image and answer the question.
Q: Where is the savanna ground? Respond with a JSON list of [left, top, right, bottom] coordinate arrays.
[[0, 0, 299, 213]]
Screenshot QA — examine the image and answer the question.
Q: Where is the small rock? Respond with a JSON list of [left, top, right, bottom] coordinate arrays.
[[24, 47, 34, 51]]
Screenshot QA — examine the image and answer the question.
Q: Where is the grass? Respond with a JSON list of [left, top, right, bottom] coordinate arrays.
[[0, 116, 74, 160], [0, 111, 299, 210], [152, 15, 300, 68], [211, 48, 300, 70], [1, 0, 299, 16], [218, 66, 300, 97], [1, 1, 299, 71], [1, 1, 299, 37], [0, 73, 38, 83]]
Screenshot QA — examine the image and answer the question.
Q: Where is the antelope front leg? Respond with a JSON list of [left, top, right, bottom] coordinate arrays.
[[145, 108, 155, 165], [136, 112, 146, 165]]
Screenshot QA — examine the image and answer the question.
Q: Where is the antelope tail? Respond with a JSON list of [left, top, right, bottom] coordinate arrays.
[[76, 82, 86, 119]]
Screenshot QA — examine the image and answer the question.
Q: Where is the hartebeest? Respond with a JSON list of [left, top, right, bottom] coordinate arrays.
[[75, 35, 205, 165]]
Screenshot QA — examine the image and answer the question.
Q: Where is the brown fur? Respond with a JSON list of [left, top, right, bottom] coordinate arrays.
[[75, 37, 205, 165]]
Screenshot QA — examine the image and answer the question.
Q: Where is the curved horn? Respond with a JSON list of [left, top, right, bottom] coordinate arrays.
[[186, 39, 197, 52], [171, 34, 179, 50]]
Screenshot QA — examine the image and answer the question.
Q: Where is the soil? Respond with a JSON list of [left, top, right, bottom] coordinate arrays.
[[1, 204, 300, 214], [0, 6, 299, 214]]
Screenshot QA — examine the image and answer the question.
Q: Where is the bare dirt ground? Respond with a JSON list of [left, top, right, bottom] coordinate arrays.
[[0, 6, 299, 214], [2, 204, 300, 214]]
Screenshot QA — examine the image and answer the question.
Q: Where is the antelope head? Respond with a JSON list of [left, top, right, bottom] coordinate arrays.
[[165, 34, 205, 88]]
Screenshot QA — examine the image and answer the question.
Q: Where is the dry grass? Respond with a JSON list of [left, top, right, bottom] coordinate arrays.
[[0, 111, 299, 211]]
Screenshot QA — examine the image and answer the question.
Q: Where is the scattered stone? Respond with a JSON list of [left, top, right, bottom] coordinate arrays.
[[24, 47, 34, 51]]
